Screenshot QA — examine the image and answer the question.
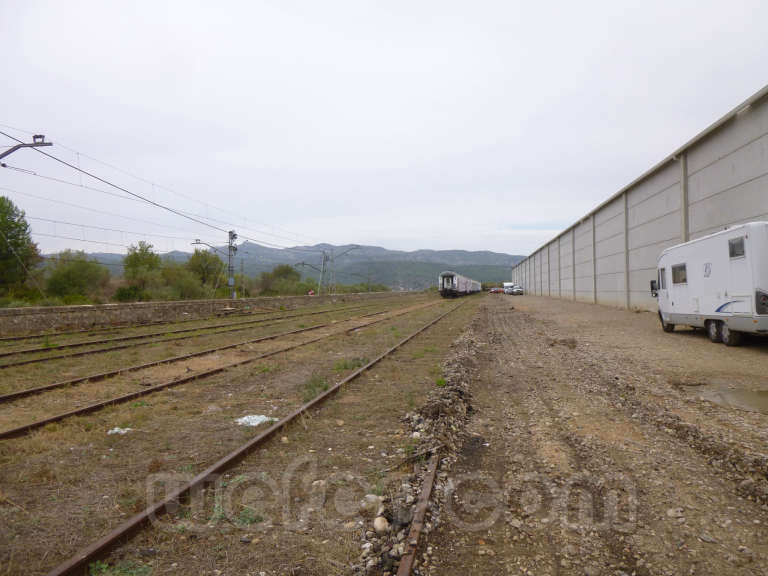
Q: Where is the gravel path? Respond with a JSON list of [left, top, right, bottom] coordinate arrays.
[[427, 296, 768, 576]]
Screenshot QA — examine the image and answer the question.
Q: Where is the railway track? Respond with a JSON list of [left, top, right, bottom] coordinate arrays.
[[0, 300, 441, 438], [0, 295, 400, 344], [0, 300, 424, 403], [0, 304, 280, 344], [397, 453, 440, 576], [0, 320, 340, 405], [0, 301, 383, 360], [40, 300, 464, 576], [0, 298, 414, 369]]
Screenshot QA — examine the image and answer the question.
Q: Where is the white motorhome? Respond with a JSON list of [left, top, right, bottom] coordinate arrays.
[[651, 221, 768, 346]]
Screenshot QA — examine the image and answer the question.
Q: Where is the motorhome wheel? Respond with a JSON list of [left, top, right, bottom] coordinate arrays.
[[721, 323, 743, 347], [706, 320, 722, 343], [659, 312, 675, 333]]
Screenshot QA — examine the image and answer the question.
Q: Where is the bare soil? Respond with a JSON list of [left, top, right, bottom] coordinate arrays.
[[427, 296, 768, 575]]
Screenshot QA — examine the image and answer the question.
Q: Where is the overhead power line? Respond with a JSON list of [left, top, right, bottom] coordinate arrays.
[[0, 186, 220, 238], [0, 130, 230, 234], [2, 158, 322, 253], [27, 216, 220, 244], [0, 130, 330, 255], [32, 232, 130, 249], [40, 255, 126, 268], [0, 122, 321, 245], [1, 164, 144, 203], [0, 227, 49, 299], [58, 147, 320, 244], [1, 169, 310, 249]]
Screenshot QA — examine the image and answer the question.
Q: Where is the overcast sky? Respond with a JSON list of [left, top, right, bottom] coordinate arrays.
[[1, 0, 766, 257]]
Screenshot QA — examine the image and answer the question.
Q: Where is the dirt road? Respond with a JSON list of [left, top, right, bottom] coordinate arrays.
[[426, 296, 768, 575]]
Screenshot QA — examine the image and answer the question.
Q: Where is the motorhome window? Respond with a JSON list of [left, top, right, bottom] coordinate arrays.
[[672, 264, 687, 284], [729, 237, 745, 258], [658, 268, 666, 289]]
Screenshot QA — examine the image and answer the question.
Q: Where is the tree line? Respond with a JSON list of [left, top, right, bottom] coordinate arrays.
[[0, 196, 386, 307]]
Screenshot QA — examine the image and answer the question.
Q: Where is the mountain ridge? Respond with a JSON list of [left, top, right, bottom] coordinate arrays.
[[67, 243, 524, 289]]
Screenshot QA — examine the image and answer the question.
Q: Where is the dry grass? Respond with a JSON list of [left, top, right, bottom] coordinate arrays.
[[97, 299, 479, 576], [0, 294, 451, 575], [0, 296, 412, 356], [0, 295, 427, 396]]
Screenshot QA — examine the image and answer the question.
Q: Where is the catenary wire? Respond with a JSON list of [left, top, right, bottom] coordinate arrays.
[[0, 122, 321, 245], [32, 232, 130, 249], [2, 161, 323, 253], [0, 130, 230, 234], [27, 216, 222, 244], [39, 255, 127, 269], [0, 186, 222, 237]]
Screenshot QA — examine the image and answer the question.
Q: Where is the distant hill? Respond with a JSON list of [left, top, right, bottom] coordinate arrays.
[[337, 261, 517, 290], [68, 243, 524, 290]]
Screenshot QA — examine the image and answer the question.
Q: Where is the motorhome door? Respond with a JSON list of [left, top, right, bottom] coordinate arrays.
[[727, 235, 752, 314], [658, 266, 671, 316]]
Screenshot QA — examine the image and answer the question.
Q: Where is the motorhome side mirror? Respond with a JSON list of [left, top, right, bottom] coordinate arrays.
[[650, 280, 658, 297]]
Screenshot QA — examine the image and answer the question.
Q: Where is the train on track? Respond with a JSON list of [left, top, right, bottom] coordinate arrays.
[[438, 270, 482, 298]]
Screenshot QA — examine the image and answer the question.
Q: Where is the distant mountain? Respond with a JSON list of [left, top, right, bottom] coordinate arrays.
[[66, 243, 524, 290], [337, 261, 519, 290]]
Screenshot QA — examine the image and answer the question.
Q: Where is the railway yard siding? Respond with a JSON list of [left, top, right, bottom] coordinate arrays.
[[512, 84, 768, 311], [0, 291, 395, 335]]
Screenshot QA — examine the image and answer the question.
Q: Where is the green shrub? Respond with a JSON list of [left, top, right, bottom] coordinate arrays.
[[45, 250, 110, 303], [114, 285, 146, 302], [158, 262, 205, 300]]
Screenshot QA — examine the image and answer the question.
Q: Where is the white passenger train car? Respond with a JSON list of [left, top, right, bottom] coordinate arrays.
[[438, 271, 482, 298], [651, 221, 768, 346]]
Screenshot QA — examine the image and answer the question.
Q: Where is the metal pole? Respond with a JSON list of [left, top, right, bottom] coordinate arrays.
[[228, 230, 237, 300], [330, 248, 336, 295], [318, 251, 327, 296]]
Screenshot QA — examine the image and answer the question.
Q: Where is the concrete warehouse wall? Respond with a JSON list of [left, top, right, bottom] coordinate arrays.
[[512, 84, 768, 311], [0, 291, 397, 336]]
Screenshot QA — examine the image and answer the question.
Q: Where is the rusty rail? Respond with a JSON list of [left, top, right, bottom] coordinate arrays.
[[0, 305, 279, 343], [397, 452, 441, 576], [0, 299, 404, 357], [0, 301, 429, 404], [0, 302, 385, 367], [42, 301, 464, 576], [0, 302, 441, 438]]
